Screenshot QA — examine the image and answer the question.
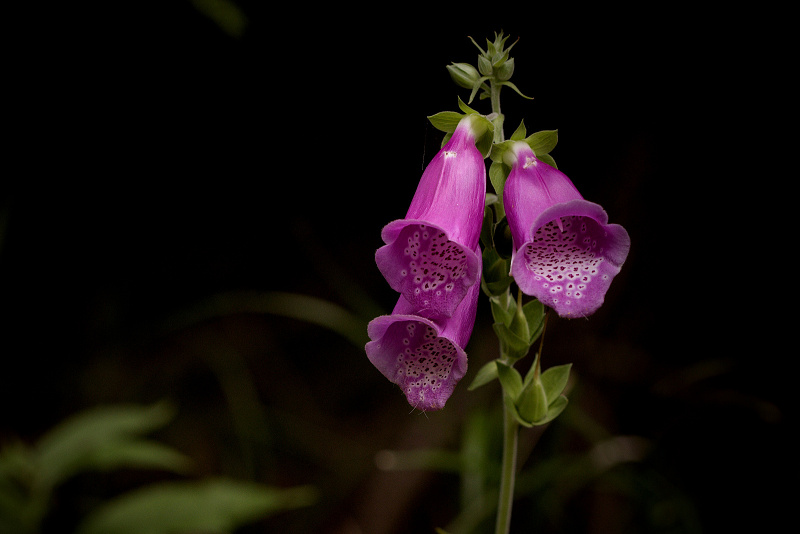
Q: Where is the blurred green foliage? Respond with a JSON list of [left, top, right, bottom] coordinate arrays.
[[0, 402, 315, 534]]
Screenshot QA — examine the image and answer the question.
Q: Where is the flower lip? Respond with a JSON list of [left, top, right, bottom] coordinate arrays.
[[376, 219, 482, 319], [510, 199, 630, 318], [365, 277, 479, 411]]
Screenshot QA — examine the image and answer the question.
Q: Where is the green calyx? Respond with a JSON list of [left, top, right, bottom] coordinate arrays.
[[427, 97, 495, 157]]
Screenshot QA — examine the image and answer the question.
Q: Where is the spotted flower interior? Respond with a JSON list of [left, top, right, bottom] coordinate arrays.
[[376, 222, 479, 318], [514, 214, 627, 317], [366, 316, 467, 411]]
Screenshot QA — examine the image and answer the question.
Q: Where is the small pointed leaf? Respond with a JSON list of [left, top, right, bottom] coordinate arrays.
[[495, 361, 523, 401], [498, 80, 533, 100], [427, 111, 464, 133], [540, 363, 572, 405], [510, 120, 527, 141], [467, 360, 499, 391]]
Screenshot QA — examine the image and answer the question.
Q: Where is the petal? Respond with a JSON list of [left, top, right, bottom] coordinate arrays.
[[376, 219, 481, 318], [503, 143, 582, 249], [365, 278, 479, 411], [511, 200, 630, 318]]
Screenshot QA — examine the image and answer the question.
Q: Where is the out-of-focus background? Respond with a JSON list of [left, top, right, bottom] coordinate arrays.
[[2, 2, 791, 533]]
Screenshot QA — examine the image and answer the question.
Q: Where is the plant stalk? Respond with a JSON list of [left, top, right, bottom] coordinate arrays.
[[494, 397, 519, 534]]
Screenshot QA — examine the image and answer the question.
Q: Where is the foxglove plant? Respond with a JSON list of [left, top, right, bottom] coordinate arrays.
[[503, 142, 631, 318], [365, 32, 631, 534]]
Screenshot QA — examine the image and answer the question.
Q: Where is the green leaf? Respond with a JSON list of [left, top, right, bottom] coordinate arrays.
[[495, 361, 523, 401], [89, 440, 192, 474], [76, 478, 317, 534], [467, 360, 499, 391], [34, 402, 184, 492], [540, 363, 572, 406], [427, 111, 464, 133], [525, 129, 558, 156]]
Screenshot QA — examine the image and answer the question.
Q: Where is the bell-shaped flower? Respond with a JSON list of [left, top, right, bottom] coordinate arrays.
[[503, 142, 630, 318], [365, 271, 480, 411], [375, 116, 486, 319]]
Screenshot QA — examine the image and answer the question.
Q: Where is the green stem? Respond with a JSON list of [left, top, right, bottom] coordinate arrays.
[[490, 80, 504, 143], [495, 399, 519, 534], [490, 76, 517, 534]]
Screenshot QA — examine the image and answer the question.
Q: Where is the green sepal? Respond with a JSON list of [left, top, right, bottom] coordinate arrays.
[[521, 299, 546, 345], [525, 129, 558, 157], [538, 153, 558, 169], [481, 247, 513, 297], [493, 322, 532, 361], [428, 111, 464, 133], [509, 119, 527, 141], [495, 361, 523, 400], [540, 363, 572, 402], [517, 378, 548, 423], [540, 395, 569, 424], [488, 160, 509, 218], [427, 108, 494, 157], [489, 291, 515, 327], [467, 360, 499, 391], [457, 96, 480, 115]]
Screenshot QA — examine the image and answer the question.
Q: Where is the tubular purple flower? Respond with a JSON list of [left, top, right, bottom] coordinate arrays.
[[365, 270, 480, 411], [375, 116, 486, 319], [503, 142, 630, 318]]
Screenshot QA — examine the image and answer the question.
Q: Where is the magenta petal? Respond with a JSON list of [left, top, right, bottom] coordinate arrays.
[[365, 278, 479, 411], [375, 219, 481, 318], [510, 199, 630, 318], [374, 117, 486, 318]]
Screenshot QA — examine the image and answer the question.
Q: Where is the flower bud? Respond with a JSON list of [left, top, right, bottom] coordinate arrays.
[[447, 62, 481, 89]]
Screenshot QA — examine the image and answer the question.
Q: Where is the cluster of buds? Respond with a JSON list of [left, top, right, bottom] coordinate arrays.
[[447, 33, 531, 104]]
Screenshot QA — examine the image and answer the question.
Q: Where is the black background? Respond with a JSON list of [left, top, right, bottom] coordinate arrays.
[[2, 2, 792, 533]]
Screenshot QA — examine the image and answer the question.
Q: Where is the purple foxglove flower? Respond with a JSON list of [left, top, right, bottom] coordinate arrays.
[[503, 142, 630, 318], [365, 270, 480, 411], [375, 117, 486, 318]]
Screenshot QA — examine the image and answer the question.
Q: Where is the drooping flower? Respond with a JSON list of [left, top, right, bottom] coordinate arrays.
[[365, 271, 480, 411], [375, 116, 486, 319], [503, 142, 630, 318]]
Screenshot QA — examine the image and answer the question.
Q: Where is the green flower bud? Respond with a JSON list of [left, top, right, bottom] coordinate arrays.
[[496, 57, 515, 81], [447, 62, 481, 89]]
